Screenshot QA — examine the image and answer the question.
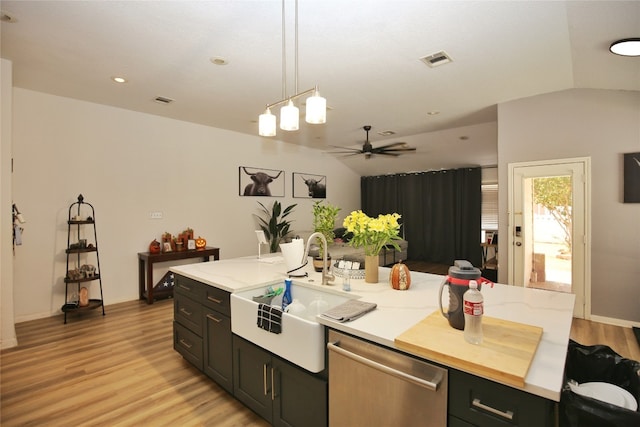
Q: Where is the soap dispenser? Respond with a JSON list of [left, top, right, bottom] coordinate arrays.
[[282, 278, 292, 311]]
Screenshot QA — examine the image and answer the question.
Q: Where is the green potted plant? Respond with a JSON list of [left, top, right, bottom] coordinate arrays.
[[255, 201, 297, 253], [312, 201, 341, 271]]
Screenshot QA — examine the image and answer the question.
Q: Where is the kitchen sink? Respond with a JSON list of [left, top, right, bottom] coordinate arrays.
[[230, 280, 355, 373]]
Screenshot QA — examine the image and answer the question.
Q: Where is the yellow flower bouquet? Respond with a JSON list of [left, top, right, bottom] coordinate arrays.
[[343, 210, 402, 257]]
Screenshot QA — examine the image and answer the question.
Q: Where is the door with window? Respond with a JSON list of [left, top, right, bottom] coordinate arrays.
[[508, 158, 590, 318]]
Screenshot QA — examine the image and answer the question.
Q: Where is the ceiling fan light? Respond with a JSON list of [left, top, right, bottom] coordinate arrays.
[[609, 38, 640, 56], [259, 108, 277, 137], [305, 88, 326, 124], [280, 100, 299, 131]]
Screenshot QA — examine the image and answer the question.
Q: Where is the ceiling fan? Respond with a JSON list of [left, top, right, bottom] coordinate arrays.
[[330, 125, 416, 159]]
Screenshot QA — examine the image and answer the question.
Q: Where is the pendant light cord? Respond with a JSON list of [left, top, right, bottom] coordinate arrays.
[[281, 0, 299, 99], [281, 0, 287, 99], [294, 0, 299, 95]]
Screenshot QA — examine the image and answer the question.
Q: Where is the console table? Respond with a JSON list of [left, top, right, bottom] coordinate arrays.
[[138, 247, 219, 304]]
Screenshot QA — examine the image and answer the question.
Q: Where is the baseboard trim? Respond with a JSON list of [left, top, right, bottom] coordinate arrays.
[[1, 336, 18, 349], [589, 314, 640, 329], [15, 296, 140, 324]]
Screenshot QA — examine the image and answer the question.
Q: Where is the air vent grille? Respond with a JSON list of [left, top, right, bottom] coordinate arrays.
[[154, 96, 174, 105], [420, 51, 453, 68]]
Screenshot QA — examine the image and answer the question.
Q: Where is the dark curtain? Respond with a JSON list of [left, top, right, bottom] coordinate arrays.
[[361, 168, 482, 267]]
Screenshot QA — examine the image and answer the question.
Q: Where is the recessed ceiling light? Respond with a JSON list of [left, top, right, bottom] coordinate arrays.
[[427, 111, 440, 116], [609, 38, 640, 56], [459, 136, 469, 141], [111, 76, 127, 83], [210, 56, 229, 65]]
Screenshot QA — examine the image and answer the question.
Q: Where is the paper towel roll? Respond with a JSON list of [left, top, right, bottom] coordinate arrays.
[[280, 238, 306, 276]]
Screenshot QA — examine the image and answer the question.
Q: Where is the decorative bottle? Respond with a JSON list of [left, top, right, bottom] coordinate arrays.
[[463, 280, 483, 344]]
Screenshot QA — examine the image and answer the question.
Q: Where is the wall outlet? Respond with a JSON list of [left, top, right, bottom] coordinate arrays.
[[150, 211, 163, 219]]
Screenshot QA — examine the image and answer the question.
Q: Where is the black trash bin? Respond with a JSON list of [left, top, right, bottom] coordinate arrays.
[[560, 340, 640, 427]]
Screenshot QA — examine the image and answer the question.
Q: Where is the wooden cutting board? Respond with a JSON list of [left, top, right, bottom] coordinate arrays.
[[394, 311, 543, 388]]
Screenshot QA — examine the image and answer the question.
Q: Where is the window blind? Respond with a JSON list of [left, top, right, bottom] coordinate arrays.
[[481, 183, 498, 231]]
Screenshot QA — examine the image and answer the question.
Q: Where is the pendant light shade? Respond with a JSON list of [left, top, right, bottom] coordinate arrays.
[[609, 38, 640, 56], [280, 100, 299, 131], [259, 108, 277, 137], [305, 88, 326, 124], [257, 0, 327, 136]]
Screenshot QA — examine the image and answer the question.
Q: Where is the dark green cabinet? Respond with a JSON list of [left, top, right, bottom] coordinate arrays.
[[233, 335, 328, 427], [203, 306, 233, 393], [173, 274, 233, 394], [449, 369, 555, 427]]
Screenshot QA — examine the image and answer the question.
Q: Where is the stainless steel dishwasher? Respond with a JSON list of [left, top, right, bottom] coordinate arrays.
[[328, 330, 448, 426]]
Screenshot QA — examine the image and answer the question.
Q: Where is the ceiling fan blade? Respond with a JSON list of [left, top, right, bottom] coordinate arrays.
[[333, 152, 366, 158], [373, 142, 411, 150], [327, 126, 415, 159], [329, 150, 364, 155], [329, 145, 364, 153], [379, 147, 417, 153]]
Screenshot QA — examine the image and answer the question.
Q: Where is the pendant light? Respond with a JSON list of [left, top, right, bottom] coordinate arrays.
[[280, 99, 299, 131], [257, 0, 327, 137], [306, 86, 326, 124], [259, 108, 277, 137]]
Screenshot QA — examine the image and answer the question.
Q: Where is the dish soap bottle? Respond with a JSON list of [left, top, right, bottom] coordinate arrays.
[[463, 280, 483, 344], [282, 278, 292, 312]]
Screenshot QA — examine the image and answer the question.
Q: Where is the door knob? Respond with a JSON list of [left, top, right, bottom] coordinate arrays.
[[516, 242, 522, 246]]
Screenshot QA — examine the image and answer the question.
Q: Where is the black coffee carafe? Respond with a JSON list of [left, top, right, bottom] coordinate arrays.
[[439, 260, 486, 330]]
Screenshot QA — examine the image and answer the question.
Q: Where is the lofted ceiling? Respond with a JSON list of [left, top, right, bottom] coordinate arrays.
[[1, 1, 638, 176]]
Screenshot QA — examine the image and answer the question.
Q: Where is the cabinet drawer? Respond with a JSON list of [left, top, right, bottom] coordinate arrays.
[[174, 293, 203, 336], [449, 369, 555, 427], [174, 321, 203, 371], [174, 275, 206, 301], [203, 286, 230, 316]]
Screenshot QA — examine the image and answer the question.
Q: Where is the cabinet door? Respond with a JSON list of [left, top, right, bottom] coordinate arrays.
[[272, 358, 327, 427], [203, 307, 233, 393], [174, 292, 203, 336], [233, 335, 273, 422], [174, 321, 203, 371], [449, 369, 555, 427], [174, 275, 205, 300], [203, 286, 230, 316]]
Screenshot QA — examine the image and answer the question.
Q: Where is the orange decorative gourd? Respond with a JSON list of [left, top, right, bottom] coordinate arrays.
[[149, 239, 161, 254], [389, 261, 411, 290], [195, 236, 207, 250]]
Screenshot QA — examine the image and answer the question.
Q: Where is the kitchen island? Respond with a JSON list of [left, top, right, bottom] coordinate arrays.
[[171, 255, 575, 425]]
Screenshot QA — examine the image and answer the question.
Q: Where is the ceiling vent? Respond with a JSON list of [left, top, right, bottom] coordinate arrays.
[[420, 51, 453, 68], [154, 96, 174, 105]]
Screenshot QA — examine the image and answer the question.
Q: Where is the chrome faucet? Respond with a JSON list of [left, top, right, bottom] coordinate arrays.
[[303, 232, 335, 286]]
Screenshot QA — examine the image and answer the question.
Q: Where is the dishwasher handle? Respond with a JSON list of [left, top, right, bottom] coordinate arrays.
[[328, 341, 442, 392]]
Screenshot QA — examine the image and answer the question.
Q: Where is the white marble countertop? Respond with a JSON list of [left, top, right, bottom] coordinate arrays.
[[170, 255, 575, 402]]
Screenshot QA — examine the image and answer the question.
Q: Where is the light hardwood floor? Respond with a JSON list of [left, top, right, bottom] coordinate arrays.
[[1, 299, 269, 427], [2, 296, 639, 426]]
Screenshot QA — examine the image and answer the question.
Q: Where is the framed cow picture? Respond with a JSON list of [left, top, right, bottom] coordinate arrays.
[[239, 166, 285, 197], [293, 172, 326, 199]]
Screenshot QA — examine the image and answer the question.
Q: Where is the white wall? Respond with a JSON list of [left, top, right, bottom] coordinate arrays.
[[11, 88, 361, 322], [497, 88, 640, 323], [1, 59, 17, 348]]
